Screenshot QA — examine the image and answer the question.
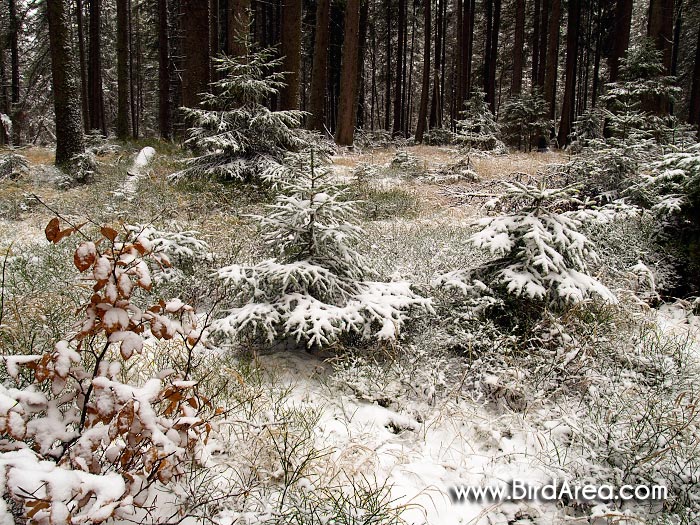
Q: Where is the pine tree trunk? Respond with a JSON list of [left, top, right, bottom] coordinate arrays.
[[609, 0, 633, 82], [532, 0, 541, 85], [591, 1, 602, 107], [210, 0, 219, 81], [9, 0, 21, 145], [537, 0, 549, 88], [543, 0, 560, 119], [76, 0, 90, 133], [430, 0, 443, 128], [0, 55, 8, 145], [415, 0, 431, 142], [47, 0, 85, 165], [280, 0, 302, 109], [88, 0, 105, 134], [308, 0, 331, 131], [647, 0, 674, 74], [357, 0, 369, 129], [158, 0, 171, 139], [228, 0, 251, 56], [466, 0, 474, 96], [116, 0, 131, 140], [392, 0, 406, 135], [335, 0, 361, 145], [181, 0, 210, 108], [511, 0, 525, 95], [485, 0, 500, 112], [689, 22, 700, 133], [558, 0, 579, 146], [384, 0, 392, 130]]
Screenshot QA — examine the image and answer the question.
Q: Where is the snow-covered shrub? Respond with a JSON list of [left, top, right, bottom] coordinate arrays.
[[389, 149, 421, 174], [434, 182, 616, 320], [352, 162, 381, 189], [1, 218, 216, 524], [426, 156, 480, 183], [0, 151, 29, 180], [500, 89, 551, 152], [353, 129, 393, 150], [424, 128, 457, 146], [455, 89, 505, 152], [174, 48, 309, 182], [211, 148, 432, 349]]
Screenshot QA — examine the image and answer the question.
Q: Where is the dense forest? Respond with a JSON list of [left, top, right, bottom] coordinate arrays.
[[1, 0, 699, 151], [2, 1, 700, 525]]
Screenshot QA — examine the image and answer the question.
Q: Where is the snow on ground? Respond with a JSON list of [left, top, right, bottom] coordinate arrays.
[[117, 146, 156, 200]]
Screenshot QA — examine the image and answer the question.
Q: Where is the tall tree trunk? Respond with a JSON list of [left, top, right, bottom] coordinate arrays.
[[532, 0, 541, 84], [47, 0, 85, 165], [308, 0, 331, 131], [0, 51, 8, 145], [357, 0, 369, 128], [647, 0, 674, 74], [76, 0, 90, 133], [609, 0, 633, 82], [689, 23, 700, 134], [158, 0, 171, 138], [511, 0, 525, 95], [392, 0, 406, 134], [484, 0, 500, 112], [415, 0, 431, 142], [9, 0, 21, 145], [670, 0, 682, 77], [384, 0, 392, 130], [116, 0, 131, 139], [466, 0, 474, 95], [210, 0, 219, 80], [430, 0, 443, 128], [228, 0, 251, 56], [181, 0, 210, 108], [558, 0, 580, 146], [543, 0, 560, 119], [591, 0, 602, 107], [87, 0, 105, 134], [280, 0, 302, 109], [537, 0, 549, 87], [335, 0, 361, 145]]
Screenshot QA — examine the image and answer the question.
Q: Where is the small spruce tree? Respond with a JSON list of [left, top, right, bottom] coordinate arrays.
[[175, 48, 310, 182], [211, 148, 432, 349], [500, 89, 551, 152], [455, 89, 504, 152]]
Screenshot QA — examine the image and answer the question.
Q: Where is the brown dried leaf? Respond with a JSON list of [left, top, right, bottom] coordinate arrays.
[[101, 226, 119, 242], [45, 218, 60, 242]]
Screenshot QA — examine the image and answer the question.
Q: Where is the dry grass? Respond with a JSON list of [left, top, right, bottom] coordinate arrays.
[[17, 147, 55, 166], [471, 150, 567, 180]]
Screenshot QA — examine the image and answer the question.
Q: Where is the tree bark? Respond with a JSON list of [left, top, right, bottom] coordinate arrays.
[[87, 0, 106, 134], [511, 0, 525, 95], [647, 0, 674, 74], [532, 0, 541, 84], [689, 23, 700, 133], [609, 0, 633, 82], [116, 0, 131, 140], [484, 0, 500, 112], [537, 0, 549, 88], [415, 0, 431, 142], [280, 0, 302, 109], [47, 0, 85, 165], [158, 0, 171, 138], [9, 0, 21, 144], [543, 0, 560, 119], [384, 0, 392, 130], [430, 0, 443, 128], [558, 0, 580, 146], [335, 0, 361, 145], [228, 0, 251, 56], [308, 0, 331, 131], [357, 0, 369, 129], [392, 0, 406, 135], [76, 0, 90, 133], [181, 0, 210, 108]]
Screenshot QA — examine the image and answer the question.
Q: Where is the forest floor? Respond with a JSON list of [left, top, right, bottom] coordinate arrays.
[[2, 143, 699, 525]]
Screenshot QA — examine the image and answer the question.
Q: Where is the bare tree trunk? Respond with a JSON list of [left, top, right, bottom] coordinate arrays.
[[484, 0, 500, 112], [228, 0, 251, 56], [415, 0, 431, 142], [308, 0, 331, 131], [558, 0, 579, 146], [384, 0, 392, 130], [181, 0, 210, 108], [609, 0, 632, 82], [532, 0, 541, 84], [357, 0, 369, 129], [689, 20, 700, 134], [392, 0, 406, 135], [591, 0, 602, 107], [47, 0, 85, 165], [543, 0, 560, 119], [335, 0, 361, 145], [0, 53, 8, 145], [88, 0, 106, 134], [511, 0, 525, 95], [280, 0, 302, 109], [76, 0, 90, 132], [158, 0, 171, 138], [116, 0, 131, 139], [466, 0, 474, 95], [647, 0, 674, 74], [537, 0, 549, 88], [430, 0, 443, 128], [210, 0, 219, 81], [9, 0, 21, 145]]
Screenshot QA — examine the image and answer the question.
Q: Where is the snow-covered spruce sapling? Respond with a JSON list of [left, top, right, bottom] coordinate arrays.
[[499, 89, 551, 152], [454, 88, 505, 152], [174, 48, 309, 182], [211, 148, 432, 349], [434, 182, 616, 316], [0, 219, 217, 524]]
